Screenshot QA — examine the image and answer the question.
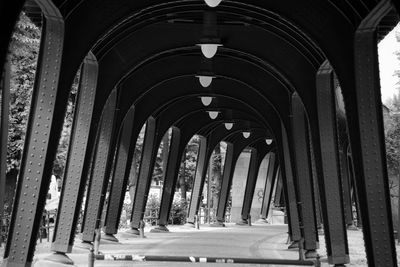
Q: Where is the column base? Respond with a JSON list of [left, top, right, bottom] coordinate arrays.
[[184, 222, 195, 228], [74, 241, 93, 250], [37, 252, 75, 266], [236, 219, 248, 226], [150, 225, 170, 233], [210, 221, 225, 227], [288, 240, 299, 249], [347, 224, 358, 231], [255, 218, 269, 224], [305, 249, 318, 259], [125, 228, 140, 235], [101, 233, 119, 242]]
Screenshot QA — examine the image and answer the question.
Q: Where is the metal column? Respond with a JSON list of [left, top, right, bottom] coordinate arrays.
[[291, 94, 318, 252], [215, 143, 235, 225], [2, 5, 64, 265], [348, 2, 397, 264], [240, 149, 259, 222], [274, 173, 283, 208], [50, 53, 98, 255], [129, 117, 157, 232], [316, 61, 349, 264], [0, 56, 10, 238], [260, 153, 276, 220], [338, 142, 353, 226], [81, 91, 117, 243], [186, 136, 208, 224], [156, 127, 181, 230], [280, 123, 301, 242], [103, 106, 135, 240]]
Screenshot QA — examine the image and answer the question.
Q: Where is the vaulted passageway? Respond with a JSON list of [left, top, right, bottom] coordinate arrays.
[[0, 0, 399, 266]]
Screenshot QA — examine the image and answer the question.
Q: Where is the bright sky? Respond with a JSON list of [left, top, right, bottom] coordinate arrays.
[[378, 23, 400, 104]]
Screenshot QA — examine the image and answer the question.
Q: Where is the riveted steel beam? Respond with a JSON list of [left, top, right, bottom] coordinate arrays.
[[348, 1, 397, 264], [0, 56, 10, 238], [103, 106, 135, 236], [241, 144, 271, 221], [291, 94, 318, 251], [279, 123, 301, 242], [158, 127, 181, 227], [51, 53, 98, 253], [216, 143, 235, 224], [3, 3, 64, 265], [260, 153, 277, 220], [307, 132, 323, 229], [187, 136, 208, 224], [240, 149, 258, 221], [129, 117, 157, 231], [274, 172, 283, 208], [316, 61, 349, 264], [81, 91, 117, 242], [338, 141, 353, 226]]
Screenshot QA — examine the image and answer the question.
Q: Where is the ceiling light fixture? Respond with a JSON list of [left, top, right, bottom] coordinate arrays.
[[196, 75, 215, 88], [242, 131, 251, 139], [224, 122, 233, 130], [208, 111, 219, 120], [204, 0, 222, 8], [200, 96, 213, 106], [197, 43, 222, 59]]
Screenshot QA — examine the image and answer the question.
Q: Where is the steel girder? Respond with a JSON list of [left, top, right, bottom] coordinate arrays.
[[316, 61, 349, 264], [157, 127, 182, 227], [274, 172, 283, 208], [0, 57, 10, 240], [291, 94, 318, 252], [346, 1, 397, 265], [215, 130, 269, 225], [279, 122, 301, 242], [103, 106, 135, 237], [260, 153, 278, 220], [187, 135, 208, 225], [129, 117, 157, 231], [81, 90, 117, 243], [240, 141, 271, 222], [51, 53, 98, 253], [2, 2, 65, 265]]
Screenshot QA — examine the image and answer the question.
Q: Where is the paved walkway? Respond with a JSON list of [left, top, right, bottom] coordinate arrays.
[[32, 223, 307, 266], [5, 222, 397, 266]]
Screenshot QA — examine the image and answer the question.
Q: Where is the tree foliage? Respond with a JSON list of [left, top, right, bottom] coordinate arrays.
[[8, 12, 40, 172]]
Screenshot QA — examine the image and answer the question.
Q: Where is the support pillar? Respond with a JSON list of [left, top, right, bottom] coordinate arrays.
[[128, 117, 157, 234], [81, 91, 117, 244], [47, 54, 98, 263], [260, 153, 276, 221], [316, 61, 349, 264], [347, 2, 397, 264], [214, 143, 235, 226], [274, 173, 283, 208], [153, 127, 181, 232], [186, 136, 208, 225], [280, 124, 301, 243], [238, 149, 258, 224], [2, 5, 65, 265], [338, 142, 353, 227], [102, 106, 135, 241], [0, 56, 10, 238], [291, 94, 318, 253]]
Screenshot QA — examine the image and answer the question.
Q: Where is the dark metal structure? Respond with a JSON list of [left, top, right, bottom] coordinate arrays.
[[0, 0, 399, 266]]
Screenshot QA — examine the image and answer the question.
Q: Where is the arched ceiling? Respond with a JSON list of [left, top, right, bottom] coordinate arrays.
[[20, 0, 399, 148]]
